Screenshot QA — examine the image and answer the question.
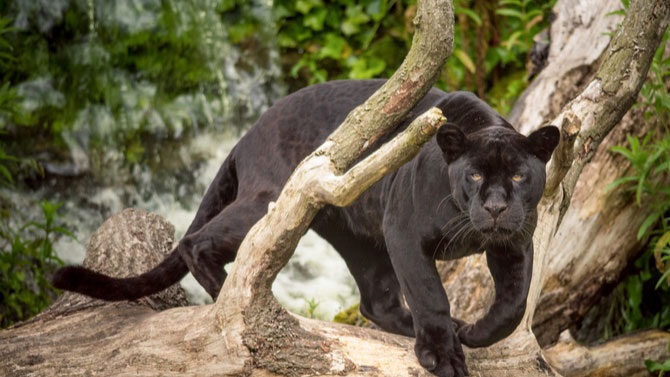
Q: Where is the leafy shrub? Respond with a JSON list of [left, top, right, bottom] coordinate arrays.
[[607, 28, 670, 293], [274, 0, 415, 88], [274, 0, 555, 115], [0, 199, 71, 328], [0, 13, 73, 329]]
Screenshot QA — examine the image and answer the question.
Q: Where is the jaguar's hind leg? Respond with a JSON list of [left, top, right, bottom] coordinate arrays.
[[314, 225, 414, 336], [178, 197, 269, 300]]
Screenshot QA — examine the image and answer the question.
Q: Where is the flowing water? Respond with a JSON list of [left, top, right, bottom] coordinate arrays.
[[9, 0, 359, 320], [49, 130, 360, 319]]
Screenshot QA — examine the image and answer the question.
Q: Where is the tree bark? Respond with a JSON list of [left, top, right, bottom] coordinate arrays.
[[543, 329, 670, 377]]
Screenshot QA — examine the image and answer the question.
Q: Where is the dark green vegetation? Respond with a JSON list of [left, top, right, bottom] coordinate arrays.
[[274, 0, 554, 115], [0, 12, 68, 329], [0, 200, 71, 328], [603, 28, 670, 374]]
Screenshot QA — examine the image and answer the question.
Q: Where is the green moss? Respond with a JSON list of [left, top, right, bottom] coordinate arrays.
[[333, 303, 371, 327]]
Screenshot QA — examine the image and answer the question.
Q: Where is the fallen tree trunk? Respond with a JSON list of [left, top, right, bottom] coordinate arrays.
[[0, 209, 441, 376], [4, 210, 668, 377]]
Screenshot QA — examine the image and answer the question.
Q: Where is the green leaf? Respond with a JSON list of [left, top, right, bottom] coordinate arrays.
[[656, 269, 670, 290], [606, 10, 626, 17], [453, 49, 476, 74], [609, 145, 635, 160], [51, 226, 76, 239], [303, 7, 328, 31], [217, 0, 237, 12], [646, 358, 670, 373], [365, 0, 386, 22], [341, 5, 371, 36], [23, 221, 46, 232], [603, 175, 638, 193], [39, 200, 61, 228], [0, 165, 12, 184], [347, 56, 385, 79], [655, 232, 670, 253], [655, 161, 670, 174], [273, 4, 295, 20], [498, 0, 522, 6], [496, 8, 524, 19], [455, 6, 482, 26], [317, 34, 347, 60], [295, 0, 323, 15], [638, 212, 661, 240], [125, 139, 145, 164], [503, 31, 523, 51]]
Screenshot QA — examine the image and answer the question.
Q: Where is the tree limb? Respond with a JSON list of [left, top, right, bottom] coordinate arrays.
[[543, 329, 670, 377]]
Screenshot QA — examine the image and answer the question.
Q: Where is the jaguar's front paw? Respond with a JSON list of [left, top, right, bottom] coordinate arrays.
[[415, 328, 468, 377]]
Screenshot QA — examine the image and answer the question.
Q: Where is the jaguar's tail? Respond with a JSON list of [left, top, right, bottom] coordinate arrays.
[[53, 149, 241, 301], [52, 246, 188, 301]]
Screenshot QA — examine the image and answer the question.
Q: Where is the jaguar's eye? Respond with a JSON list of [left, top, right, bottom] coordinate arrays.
[[512, 174, 524, 182], [471, 173, 482, 181]]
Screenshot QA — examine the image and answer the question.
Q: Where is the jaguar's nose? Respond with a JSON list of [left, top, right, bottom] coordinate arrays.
[[484, 202, 507, 219]]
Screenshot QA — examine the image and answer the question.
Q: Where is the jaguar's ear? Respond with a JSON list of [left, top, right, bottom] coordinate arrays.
[[528, 125, 560, 163], [436, 122, 466, 163]]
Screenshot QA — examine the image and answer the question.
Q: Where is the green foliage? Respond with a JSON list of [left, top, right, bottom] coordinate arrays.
[[602, 249, 670, 339], [0, 14, 72, 329], [304, 297, 320, 319], [607, 27, 670, 292], [0, 16, 19, 123], [646, 342, 670, 377], [274, 0, 414, 87], [450, 0, 555, 114], [638, 30, 670, 127], [605, 27, 670, 374], [0, 199, 72, 328], [274, 0, 555, 115]]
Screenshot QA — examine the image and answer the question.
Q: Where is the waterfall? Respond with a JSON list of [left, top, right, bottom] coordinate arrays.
[[7, 0, 359, 320]]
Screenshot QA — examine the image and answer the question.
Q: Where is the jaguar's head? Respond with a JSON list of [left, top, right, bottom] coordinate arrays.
[[436, 123, 560, 243]]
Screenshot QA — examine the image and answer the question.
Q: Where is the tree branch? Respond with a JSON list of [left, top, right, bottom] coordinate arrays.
[[546, 0, 669, 212], [313, 108, 446, 207], [543, 329, 670, 377]]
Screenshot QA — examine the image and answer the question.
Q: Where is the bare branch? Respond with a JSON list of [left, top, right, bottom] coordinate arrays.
[[314, 108, 446, 207]]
